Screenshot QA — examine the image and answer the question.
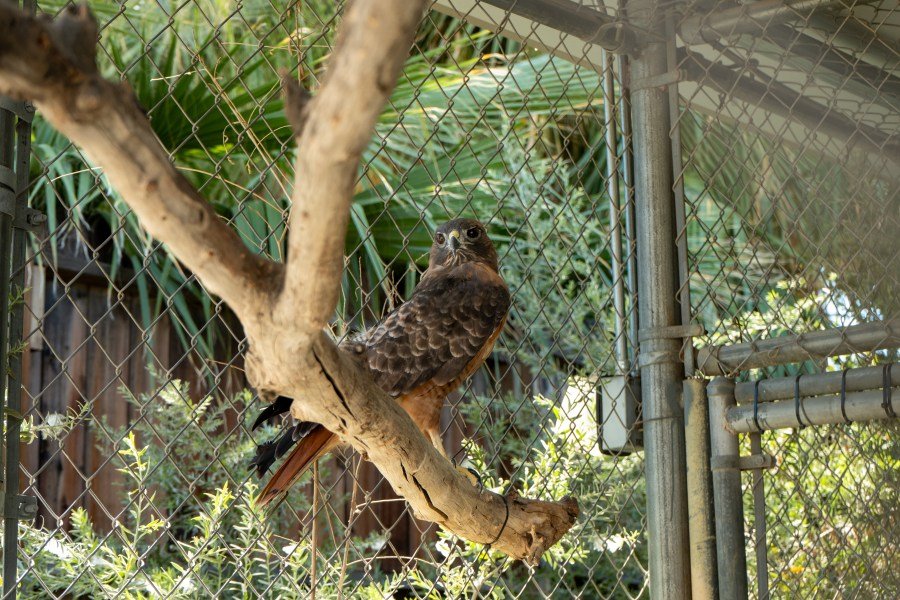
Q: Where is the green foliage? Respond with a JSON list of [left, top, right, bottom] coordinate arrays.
[[680, 111, 899, 323], [3, 285, 27, 378], [30, 0, 604, 375], [744, 422, 900, 597], [436, 387, 648, 597], [15, 378, 646, 598], [499, 178, 619, 375]]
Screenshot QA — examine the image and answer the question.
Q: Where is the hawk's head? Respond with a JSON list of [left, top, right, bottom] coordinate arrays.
[[428, 218, 499, 272]]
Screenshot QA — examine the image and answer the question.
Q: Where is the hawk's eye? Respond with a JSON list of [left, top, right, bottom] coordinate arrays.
[[466, 227, 480, 239], [435, 233, 446, 245]]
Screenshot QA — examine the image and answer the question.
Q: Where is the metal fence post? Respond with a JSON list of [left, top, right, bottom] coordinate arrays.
[[602, 48, 629, 375], [1, 98, 32, 600], [629, 0, 692, 597], [1, 2, 35, 590], [708, 377, 749, 600], [0, 99, 17, 600], [684, 377, 719, 599]]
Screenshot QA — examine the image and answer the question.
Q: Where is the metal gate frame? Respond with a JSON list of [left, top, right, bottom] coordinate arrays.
[[0, 1, 38, 595]]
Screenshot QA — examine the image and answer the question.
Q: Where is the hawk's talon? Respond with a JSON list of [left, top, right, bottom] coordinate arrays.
[[467, 466, 485, 490], [456, 464, 481, 486], [451, 458, 482, 487]]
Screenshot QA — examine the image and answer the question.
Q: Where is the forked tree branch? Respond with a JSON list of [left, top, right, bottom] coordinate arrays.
[[0, 0, 579, 563]]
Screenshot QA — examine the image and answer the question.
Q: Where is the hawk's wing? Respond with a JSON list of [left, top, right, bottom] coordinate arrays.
[[355, 262, 510, 396]]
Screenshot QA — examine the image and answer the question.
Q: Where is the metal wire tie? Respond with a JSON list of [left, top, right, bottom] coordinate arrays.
[[883, 363, 896, 419], [752, 379, 762, 432], [638, 323, 705, 343], [485, 491, 510, 548], [637, 349, 682, 368], [840, 368, 851, 423], [794, 373, 806, 428]]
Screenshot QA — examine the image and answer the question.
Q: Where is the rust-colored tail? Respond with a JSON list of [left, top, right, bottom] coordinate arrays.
[[257, 425, 336, 506]]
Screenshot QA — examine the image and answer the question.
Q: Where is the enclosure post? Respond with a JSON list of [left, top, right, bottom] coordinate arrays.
[[629, 0, 692, 596], [0, 97, 17, 600], [684, 378, 719, 599], [602, 48, 629, 374], [708, 377, 749, 600], [0, 5, 35, 593]]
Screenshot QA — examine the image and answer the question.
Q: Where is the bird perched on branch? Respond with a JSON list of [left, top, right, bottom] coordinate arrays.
[[249, 218, 510, 506]]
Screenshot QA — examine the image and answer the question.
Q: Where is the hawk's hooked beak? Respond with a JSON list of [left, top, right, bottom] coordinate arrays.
[[448, 229, 461, 252]]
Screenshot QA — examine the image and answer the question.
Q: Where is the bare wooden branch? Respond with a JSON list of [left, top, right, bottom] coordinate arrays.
[[281, 73, 311, 138], [0, 3, 280, 317], [0, 0, 580, 563], [277, 0, 427, 332]]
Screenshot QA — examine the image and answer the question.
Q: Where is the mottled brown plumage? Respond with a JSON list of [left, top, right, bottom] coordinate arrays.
[[254, 218, 510, 505]]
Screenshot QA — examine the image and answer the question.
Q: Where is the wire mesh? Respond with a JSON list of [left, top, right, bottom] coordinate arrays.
[[5, 1, 647, 598], [674, 0, 899, 597], [3, 0, 898, 598]]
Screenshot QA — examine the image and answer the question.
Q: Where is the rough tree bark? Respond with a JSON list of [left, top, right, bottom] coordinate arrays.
[[0, 0, 578, 563]]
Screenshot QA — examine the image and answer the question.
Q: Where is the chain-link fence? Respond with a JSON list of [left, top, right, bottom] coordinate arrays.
[[0, 0, 897, 598], [674, 0, 899, 598], [3, 1, 647, 598]]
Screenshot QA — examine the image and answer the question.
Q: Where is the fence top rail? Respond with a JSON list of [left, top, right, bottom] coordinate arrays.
[[696, 319, 900, 376], [726, 387, 899, 432], [734, 364, 900, 404]]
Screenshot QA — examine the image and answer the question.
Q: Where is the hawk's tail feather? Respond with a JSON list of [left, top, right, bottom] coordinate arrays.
[[248, 419, 318, 477], [256, 425, 336, 507]]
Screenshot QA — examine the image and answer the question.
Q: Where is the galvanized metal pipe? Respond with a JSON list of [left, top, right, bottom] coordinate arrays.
[[727, 387, 899, 432], [708, 377, 749, 600], [481, 0, 637, 53], [2, 94, 32, 600], [603, 48, 629, 374], [806, 12, 899, 75], [680, 0, 836, 44], [665, 11, 696, 379], [764, 23, 900, 110], [0, 101, 16, 599], [679, 51, 900, 164], [630, 1, 691, 596], [748, 432, 769, 599], [683, 378, 719, 599], [696, 319, 900, 376], [735, 365, 900, 404], [1, 5, 33, 591], [616, 53, 639, 371]]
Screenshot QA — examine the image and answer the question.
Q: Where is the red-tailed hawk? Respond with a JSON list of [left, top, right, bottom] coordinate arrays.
[[250, 218, 510, 505]]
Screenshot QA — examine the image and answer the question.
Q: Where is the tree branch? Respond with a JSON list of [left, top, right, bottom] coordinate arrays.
[[0, 0, 580, 564], [303, 333, 579, 563], [0, 3, 281, 317], [278, 0, 426, 332]]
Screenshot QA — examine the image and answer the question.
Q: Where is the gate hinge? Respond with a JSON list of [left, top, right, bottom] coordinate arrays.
[[0, 495, 38, 521], [631, 69, 685, 92], [14, 206, 47, 233], [0, 97, 35, 123], [1, 166, 45, 232], [1, 197, 47, 234], [711, 453, 775, 472]]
